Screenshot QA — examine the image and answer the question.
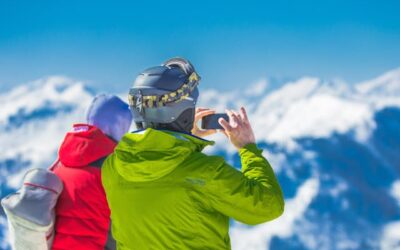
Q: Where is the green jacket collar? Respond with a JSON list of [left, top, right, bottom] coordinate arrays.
[[113, 128, 214, 182]]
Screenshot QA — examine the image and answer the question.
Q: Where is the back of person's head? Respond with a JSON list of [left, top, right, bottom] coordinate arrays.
[[86, 94, 132, 141], [128, 57, 200, 134]]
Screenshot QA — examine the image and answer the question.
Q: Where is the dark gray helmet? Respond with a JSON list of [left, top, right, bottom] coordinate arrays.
[[128, 57, 200, 133]]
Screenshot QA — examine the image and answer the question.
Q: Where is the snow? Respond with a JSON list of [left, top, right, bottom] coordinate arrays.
[[380, 221, 400, 250], [3, 69, 400, 171], [355, 67, 400, 96], [0, 76, 90, 127], [256, 77, 320, 111], [264, 94, 372, 143], [230, 178, 320, 250], [245, 79, 269, 96], [355, 68, 400, 109], [1, 67, 400, 250], [390, 180, 400, 206], [0, 76, 92, 188], [0, 216, 8, 250], [328, 181, 348, 198], [201, 69, 400, 148]]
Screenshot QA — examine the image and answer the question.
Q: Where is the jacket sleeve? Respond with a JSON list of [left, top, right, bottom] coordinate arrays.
[[204, 143, 284, 225]]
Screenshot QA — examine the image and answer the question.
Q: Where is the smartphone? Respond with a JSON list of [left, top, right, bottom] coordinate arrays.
[[201, 113, 229, 130]]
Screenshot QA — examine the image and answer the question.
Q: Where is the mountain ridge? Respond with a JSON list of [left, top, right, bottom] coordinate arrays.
[[1, 68, 400, 250]]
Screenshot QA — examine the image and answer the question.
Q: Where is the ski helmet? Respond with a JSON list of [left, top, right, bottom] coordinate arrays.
[[128, 57, 200, 133]]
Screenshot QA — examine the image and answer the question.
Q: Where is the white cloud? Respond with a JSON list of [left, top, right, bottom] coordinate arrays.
[[390, 180, 400, 206], [0, 76, 92, 189], [0, 216, 9, 250], [261, 151, 286, 173], [354, 67, 400, 109], [230, 178, 320, 250], [381, 221, 400, 250], [200, 68, 400, 149], [328, 181, 348, 198], [0, 76, 89, 127], [355, 67, 400, 96], [245, 79, 269, 96], [264, 94, 373, 143], [1, 68, 400, 249]]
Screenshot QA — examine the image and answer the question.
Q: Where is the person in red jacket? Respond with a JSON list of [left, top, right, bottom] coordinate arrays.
[[51, 94, 132, 250]]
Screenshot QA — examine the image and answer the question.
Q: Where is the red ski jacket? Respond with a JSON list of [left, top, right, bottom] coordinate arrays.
[[52, 124, 116, 250]]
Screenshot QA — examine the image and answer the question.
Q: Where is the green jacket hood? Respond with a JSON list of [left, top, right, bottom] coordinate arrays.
[[113, 128, 214, 182]]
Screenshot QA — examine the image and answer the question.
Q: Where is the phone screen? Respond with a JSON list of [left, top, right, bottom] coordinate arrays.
[[201, 113, 229, 130]]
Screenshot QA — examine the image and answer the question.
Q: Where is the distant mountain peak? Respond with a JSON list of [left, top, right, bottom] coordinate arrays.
[[355, 67, 400, 96], [1, 69, 400, 250], [200, 68, 400, 147], [0, 76, 92, 127]]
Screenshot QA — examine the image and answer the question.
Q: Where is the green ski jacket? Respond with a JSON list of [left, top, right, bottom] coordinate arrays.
[[102, 128, 284, 250]]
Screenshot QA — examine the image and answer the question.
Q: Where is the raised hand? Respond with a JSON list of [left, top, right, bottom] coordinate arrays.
[[191, 107, 218, 138], [218, 107, 256, 150]]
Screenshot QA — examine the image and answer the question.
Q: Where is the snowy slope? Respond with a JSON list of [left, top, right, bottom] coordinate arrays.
[[0, 76, 92, 190], [199, 68, 400, 249], [200, 71, 400, 147], [1, 68, 400, 250]]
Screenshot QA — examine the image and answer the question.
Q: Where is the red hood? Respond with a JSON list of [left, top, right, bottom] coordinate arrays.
[[58, 124, 117, 168]]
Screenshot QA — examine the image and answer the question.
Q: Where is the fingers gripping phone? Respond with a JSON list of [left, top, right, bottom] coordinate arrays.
[[201, 113, 229, 130]]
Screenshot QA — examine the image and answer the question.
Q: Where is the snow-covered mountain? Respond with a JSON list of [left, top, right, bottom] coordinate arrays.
[[1, 68, 400, 250]]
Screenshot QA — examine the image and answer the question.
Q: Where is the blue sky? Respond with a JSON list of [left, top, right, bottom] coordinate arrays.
[[0, 0, 399, 93]]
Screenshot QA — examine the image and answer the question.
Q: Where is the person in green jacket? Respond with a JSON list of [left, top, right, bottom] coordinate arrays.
[[101, 57, 284, 250]]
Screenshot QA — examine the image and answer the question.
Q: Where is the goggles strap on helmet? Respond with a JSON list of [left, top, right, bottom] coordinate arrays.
[[129, 71, 200, 110], [128, 90, 145, 115]]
